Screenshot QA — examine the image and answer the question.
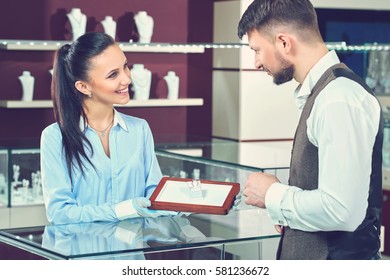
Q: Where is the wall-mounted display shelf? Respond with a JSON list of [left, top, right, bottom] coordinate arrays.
[[206, 42, 390, 53], [325, 42, 390, 53], [311, 0, 390, 10], [2, 40, 388, 53], [0, 40, 205, 53], [118, 43, 204, 53], [0, 98, 204, 109]]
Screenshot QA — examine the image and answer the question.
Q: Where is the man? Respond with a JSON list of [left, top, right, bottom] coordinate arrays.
[[239, 0, 383, 260]]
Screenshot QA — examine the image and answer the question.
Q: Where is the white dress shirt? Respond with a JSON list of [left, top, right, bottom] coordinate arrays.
[[266, 51, 382, 232]]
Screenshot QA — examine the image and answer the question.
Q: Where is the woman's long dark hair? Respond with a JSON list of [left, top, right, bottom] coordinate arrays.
[[51, 32, 115, 180]]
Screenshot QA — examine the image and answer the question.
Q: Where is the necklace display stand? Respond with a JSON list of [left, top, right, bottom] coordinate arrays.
[[11, 164, 21, 199], [101, 16, 117, 39], [67, 8, 87, 41], [134, 11, 154, 43], [131, 64, 152, 100], [18, 71, 35, 101], [163, 71, 180, 100], [12, 164, 20, 185]]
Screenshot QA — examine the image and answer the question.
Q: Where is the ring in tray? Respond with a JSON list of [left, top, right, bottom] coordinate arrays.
[[149, 177, 240, 215]]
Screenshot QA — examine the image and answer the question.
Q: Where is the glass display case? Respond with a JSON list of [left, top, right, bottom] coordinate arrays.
[[0, 147, 43, 208], [0, 148, 8, 208], [0, 139, 291, 209], [10, 148, 42, 207], [0, 148, 282, 260], [0, 208, 280, 260], [156, 137, 291, 184]]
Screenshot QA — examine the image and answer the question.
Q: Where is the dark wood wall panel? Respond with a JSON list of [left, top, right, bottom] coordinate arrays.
[[0, 0, 213, 144]]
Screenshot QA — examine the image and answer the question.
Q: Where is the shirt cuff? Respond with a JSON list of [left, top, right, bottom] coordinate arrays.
[[265, 182, 289, 226], [115, 199, 139, 220]]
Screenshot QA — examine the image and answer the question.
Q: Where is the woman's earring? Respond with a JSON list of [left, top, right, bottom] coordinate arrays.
[[88, 93, 92, 98]]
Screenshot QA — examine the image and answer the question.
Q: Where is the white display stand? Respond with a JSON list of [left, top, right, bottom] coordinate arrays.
[[101, 16, 117, 39], [134, 11, 154, 43], [131, 64, 152, 100], [18, 71, 35, 101], [67, 8, 87, 41], [164, 71, 180, 100]]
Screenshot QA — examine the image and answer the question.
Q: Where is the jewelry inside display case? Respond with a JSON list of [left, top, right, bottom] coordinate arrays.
[[0, 147, 43, 208]]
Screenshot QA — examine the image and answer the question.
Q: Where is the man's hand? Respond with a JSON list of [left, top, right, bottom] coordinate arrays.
[[274, 225, 284, 234], [243, 172, 279, 208]]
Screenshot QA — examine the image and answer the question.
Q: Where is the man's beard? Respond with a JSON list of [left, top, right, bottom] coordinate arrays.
[[272, 53, 294, 85], [273, 64, 294, 85]]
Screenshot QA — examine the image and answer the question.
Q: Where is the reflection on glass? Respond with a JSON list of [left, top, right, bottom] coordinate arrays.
[[41, 216, 220, 259], [366, 50, 390, 95]]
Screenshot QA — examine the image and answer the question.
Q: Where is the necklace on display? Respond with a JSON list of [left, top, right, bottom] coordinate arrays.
[[89, 119, 114, 137], [136, 13, 152, 26], [138, 17, 152, 26], [132, 71, 149, 88], [69, 9, 84, 24]]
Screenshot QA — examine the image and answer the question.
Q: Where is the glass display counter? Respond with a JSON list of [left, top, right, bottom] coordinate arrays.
[[0, 141, 282, 259], [0, 147, 43, 208], [0, 148, 8, 208], [0, 208, 280, 260], [1, 138, 291, 209], [156, 138, 291, 184]]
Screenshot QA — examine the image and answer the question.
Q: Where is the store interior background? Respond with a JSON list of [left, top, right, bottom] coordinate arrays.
[[0, 0, 215, 144], [0, 0, 390, 259]]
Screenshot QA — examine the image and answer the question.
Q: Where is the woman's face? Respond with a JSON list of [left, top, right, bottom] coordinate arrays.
[[85, 44, 131, 105]]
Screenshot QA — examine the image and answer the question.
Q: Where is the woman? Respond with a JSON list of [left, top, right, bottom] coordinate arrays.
[[40, 32, 174, 224]]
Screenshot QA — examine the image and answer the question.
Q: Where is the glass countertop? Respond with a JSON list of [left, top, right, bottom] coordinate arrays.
[[155, 138, 292, 171], [0, 209, 280, 260]]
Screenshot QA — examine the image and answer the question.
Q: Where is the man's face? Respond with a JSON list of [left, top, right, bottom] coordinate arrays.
[[248, 29, 294, 85]]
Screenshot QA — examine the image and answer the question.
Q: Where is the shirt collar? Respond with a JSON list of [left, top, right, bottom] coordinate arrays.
[[79, 108, 129, 132], [294, 50, 340, 109], [114, 109, 128, 132]]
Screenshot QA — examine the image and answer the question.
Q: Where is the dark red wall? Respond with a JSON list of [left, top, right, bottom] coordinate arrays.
[[0, 0, 213, 145]]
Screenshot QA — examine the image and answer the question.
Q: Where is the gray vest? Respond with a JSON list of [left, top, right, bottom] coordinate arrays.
[[277, 63, 383, 260]]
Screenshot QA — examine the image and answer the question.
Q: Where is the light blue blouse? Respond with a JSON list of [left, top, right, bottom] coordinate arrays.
[[40, 110, 162, 225]]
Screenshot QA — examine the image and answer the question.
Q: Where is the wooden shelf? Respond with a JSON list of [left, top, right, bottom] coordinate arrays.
[[0, 98, 204, 109], [312, 0, 390, 10], [115, 98, 204, 107], [0, 100, 53, 108], [0, 40, 205, 53], [2, 40, 389, 53], [118, 43, 204, 53]]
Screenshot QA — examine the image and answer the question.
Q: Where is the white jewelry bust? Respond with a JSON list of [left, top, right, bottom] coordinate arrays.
[[134, 11, 154, 43], [101, 16, 117, 39], [13, 164, 20, 183], [163, 71, 180, 100], [67, 8, 87, 41], [131, 64, 152, 100], [18, 71, 35, 101]]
